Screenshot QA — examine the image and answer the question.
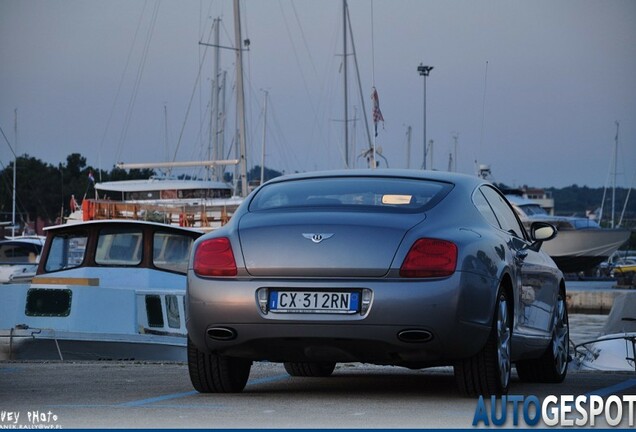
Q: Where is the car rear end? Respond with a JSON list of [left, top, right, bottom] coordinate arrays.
[[186, 172, 499, 367]]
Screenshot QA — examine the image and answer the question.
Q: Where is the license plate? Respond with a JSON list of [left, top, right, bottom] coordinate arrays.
[[269, 290, 359, 314]]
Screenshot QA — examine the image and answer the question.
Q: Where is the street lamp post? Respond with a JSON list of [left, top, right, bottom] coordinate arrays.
[[417, 63, 433, 170]]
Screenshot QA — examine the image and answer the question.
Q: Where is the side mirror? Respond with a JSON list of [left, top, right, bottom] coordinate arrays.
[[531, 222, 557, 242], [528, 222, 557, 252]]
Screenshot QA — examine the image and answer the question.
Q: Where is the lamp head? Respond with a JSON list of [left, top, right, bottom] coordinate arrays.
[[417, 64, 434, 76]]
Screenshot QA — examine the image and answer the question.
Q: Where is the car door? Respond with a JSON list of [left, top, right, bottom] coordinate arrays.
[[479, 186, 559, 336]]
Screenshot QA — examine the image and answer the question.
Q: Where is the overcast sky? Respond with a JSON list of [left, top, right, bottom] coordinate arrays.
[[1, 0, 635, 188]]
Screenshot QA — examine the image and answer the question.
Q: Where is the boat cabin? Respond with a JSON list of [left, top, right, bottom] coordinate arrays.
[[38, 220, 201, 276], [0, 220, 203, 361]]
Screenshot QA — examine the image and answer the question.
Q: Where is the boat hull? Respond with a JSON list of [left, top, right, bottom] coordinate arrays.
[[541, 228, 631, 273], [0, 329, 185, 361]]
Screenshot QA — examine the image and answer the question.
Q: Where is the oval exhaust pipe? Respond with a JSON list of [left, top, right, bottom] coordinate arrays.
[[397, 329, 433, 343], [207, 327, 237, 341]]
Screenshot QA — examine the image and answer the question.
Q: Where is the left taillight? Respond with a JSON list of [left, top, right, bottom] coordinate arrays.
[[193, 237, 237, 277], [399, 238, 457, 278]]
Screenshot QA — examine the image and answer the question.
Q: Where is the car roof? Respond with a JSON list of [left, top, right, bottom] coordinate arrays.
[[263, 169, 485, 188]]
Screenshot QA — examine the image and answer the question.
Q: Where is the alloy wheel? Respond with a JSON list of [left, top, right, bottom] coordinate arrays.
[[552, 295, 569, 376], [496, 295, 512, 389]]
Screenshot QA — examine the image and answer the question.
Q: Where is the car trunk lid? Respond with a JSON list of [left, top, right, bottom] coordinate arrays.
[[238, 211, 425, 277]]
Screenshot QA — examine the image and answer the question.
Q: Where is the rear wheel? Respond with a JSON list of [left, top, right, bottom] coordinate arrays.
[[283, 361, 336, 377], [454, 289, 512, 397], [516, 291, 569, 383], [187, 337, 252, 393]]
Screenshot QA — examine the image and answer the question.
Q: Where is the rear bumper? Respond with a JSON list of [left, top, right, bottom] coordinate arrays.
[[186, 270, 498, 366]]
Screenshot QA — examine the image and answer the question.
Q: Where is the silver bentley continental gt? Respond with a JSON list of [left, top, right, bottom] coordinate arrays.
[[186, 170, 569, 396]]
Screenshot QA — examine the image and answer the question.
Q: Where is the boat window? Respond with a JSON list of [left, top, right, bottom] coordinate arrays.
[[0, 242, 41, 264], [145, 295, 164, 328], [249, 177, 452, 213], [25, 288, 72, 317], [95, 228, 142, 266], [165, 295, 181, 329], [153, 232, 194, 274], [125, 190, 160, 201], [570, 218, 601, 229], [178, 188, 232, 199], [44, 233, 88, 272]]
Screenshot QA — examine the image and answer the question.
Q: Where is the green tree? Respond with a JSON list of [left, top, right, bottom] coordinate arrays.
[[247, 165, 283, 184], [0, 155, 59, 224]]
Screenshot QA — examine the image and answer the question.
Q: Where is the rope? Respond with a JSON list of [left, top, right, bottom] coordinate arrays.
[[102, 0, 149, 166]]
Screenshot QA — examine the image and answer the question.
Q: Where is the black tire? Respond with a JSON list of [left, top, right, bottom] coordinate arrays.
[[454, 289, 512, 397], [187, 337, 252, 393], [283, 361, 336, 377], [516, 291, 569, 383]]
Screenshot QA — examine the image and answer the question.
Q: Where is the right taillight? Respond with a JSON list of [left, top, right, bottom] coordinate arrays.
[[399, 238, 457, 278], [193, 237, 237, 277]]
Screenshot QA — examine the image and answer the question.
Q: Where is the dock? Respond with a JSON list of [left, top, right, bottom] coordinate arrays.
[[566, 280, 635, 314]]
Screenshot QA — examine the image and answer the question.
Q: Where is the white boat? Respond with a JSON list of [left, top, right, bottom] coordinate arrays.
[[506, 194, 630, 273], [0, 236, 45, 284], [67, 177, 243, 231], [573, 293, 636, 372], [0, 220, 202, 361]]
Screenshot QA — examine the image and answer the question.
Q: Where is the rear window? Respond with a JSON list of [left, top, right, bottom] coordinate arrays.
[[249, 177, 452, 212]]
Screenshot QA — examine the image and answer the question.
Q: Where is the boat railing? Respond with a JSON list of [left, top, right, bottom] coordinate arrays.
[[81, 199, 234, 228], [573, 333, 636, 372]]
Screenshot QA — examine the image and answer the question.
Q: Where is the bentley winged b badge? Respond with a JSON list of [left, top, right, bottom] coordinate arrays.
[[302, 233, 334, 244]]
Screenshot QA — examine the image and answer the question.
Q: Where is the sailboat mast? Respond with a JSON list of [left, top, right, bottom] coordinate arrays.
[[12, 109, 17, 237], [260, 90, 268, 185], [343, 0, 349, 168], [220, 70, 227, 181], [164, 104, 169, 163], [233, 0, 248, 197], [611, 121, 619, 229], [345, 7, 374, 167], [211, 18, 221, 181]]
